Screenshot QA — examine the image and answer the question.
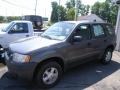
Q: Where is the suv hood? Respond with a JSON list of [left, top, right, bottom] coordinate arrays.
[[9, 36, 61, 54]]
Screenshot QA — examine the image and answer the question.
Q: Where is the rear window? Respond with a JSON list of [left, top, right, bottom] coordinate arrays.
[[105, 24, 114, 35], [92, 24, 105, 38]]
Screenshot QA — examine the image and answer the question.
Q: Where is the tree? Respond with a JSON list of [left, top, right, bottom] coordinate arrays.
[[66, 8, 75, 20], [66, 0, 75, 9], [79, 5, 90, 16], [0, 16, 4, 23], [50, 0, 90, 22], [58, 6, 67, 21], [7, 16, 21, 22], [66, 0, 90, 20], [50, 1, 67, 22], [91, 0, 118, 25], [91, 2, 101, 15], [50, 2, 58, 23]]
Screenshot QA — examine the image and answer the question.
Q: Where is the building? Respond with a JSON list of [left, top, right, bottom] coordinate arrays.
[[77, 14, 105, 23]]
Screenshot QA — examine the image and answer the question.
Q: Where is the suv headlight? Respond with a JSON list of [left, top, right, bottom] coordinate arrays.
[[13, 53, 31, 63]]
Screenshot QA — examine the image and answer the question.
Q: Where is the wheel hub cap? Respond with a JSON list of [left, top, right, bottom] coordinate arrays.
[[105, 51, 112, 62], [43, 67, 58, 85]]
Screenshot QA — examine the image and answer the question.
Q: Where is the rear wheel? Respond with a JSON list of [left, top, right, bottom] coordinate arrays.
[[101, 48, 113, 64], [35, 61, 62, 88]]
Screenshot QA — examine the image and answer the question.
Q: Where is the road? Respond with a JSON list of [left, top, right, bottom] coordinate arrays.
[[0, 51, 120, 90]]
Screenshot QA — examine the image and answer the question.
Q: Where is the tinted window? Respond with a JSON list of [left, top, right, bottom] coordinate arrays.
[[74, 24, 90, 40], [92, 24, 105, 38], [105, 24, 114, 35], [10, 23, 28, 33]]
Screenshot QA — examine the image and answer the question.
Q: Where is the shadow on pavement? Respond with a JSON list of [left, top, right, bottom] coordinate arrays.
[[0, 60, 120, 90]]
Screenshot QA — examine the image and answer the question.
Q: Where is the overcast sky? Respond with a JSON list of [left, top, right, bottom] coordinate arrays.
[[0, 0, 105, 18]]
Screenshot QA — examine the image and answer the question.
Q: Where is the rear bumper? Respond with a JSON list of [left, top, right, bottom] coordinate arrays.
[[6, 60, 37, 80]]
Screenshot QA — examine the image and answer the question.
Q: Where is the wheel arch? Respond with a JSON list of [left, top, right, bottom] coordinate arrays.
[[106, 45, 115, 51], [33, 57, 64, 80]]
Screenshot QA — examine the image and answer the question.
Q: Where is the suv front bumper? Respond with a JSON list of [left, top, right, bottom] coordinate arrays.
[[6, 60, 37, 80]]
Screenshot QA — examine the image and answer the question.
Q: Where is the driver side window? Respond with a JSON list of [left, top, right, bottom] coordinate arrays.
[[74, 24, 90, 40], [10, 23, 28, 33]]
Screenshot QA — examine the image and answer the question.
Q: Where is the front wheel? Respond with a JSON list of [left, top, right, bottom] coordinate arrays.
[[35, 62, 62, 88], [101, 48, 113, 64]]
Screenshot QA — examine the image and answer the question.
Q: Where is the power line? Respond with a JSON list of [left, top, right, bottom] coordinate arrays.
[[2, 0, 34, 11]]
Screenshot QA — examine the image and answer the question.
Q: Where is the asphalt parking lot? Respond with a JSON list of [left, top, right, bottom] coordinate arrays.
[[0, 51, 119, 90]]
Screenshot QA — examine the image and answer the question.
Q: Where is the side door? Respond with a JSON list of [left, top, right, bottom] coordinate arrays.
[[66, 24, 94, 65], [4, 23, 30, 47], [90, 24, 107, 57]]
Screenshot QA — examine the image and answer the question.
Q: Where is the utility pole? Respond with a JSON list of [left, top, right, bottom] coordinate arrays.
[[5, 7, 7, 22], [114, 0, 120, 51], [35, 0, 38, 15], [75, 0, 78, 21], [116, 6, 120, 51]]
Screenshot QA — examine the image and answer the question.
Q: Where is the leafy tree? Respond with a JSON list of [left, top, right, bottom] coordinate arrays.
[[50, 2, 59, 23], [91, 2, 101, 15], [66, 8, 75, 20], [58, 6, 67, 21], [0, 16, 4, 23], [91, 0, 118, 25], [50, 1, 67, 22], [66, 0, 75, 9], [7, 16, 21, 22], [66, 0, 90, 20], [79, 5, 90, 16]]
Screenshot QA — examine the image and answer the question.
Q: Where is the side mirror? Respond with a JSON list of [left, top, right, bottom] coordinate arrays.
[[73, 36, 82, 42]]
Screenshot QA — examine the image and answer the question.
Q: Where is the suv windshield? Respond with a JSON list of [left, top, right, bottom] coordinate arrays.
[[41, 22, 75, 40]]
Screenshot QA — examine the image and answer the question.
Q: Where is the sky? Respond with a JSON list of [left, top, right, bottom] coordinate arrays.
[[0, 0, 105, 18]]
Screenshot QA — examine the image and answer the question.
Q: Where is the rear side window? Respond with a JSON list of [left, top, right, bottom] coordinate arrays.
[[105, 24, 114, 35], [92, 24, 105, 38]]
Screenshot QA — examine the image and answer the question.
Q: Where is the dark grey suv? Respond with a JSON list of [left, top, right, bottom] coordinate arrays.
[[5, 21, 116, 88]]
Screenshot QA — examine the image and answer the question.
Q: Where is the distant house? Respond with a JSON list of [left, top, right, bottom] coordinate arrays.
[[77, 14, 105, 23]]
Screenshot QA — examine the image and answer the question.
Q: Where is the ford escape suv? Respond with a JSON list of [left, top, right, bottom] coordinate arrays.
[[5, 21, 116, 88]]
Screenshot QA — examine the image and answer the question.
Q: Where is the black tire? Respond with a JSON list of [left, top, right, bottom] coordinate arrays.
[[0, 47, 5, 64], [101, 48, 113, 64], [35, 61, 62, 88], [0, 54, 5, 64], [2, 60, 6, 65]]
